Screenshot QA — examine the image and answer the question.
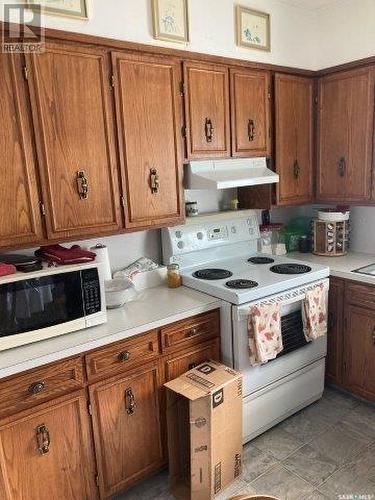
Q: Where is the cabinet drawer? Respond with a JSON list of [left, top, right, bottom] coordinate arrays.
[[160, 310, 220, 353], [0, 357, 84, 418], [345, 281, 375, 308], [85, 330, 160, 381]]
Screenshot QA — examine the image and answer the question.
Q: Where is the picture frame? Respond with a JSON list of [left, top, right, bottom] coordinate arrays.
[[152, 0, 189, 44], [27, 0, 89, 20], [236, 5, 270, 52]]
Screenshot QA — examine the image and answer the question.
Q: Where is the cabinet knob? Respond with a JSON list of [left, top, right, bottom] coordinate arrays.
[[338, 157, 346, 177], [28, 381, 46, 395], [36, 424, 51, 455], [118, 350, 131, 362], [125, 387, 136, 415], [293, 159, 300, 179], [248, 119, 255, 141], [187, 328, 198, 337], [204, 118, 214, 142], [150, 168, 160, 194], [76, 170, 89, 199]]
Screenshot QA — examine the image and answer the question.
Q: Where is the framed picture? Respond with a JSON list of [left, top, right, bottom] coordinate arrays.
[[27, 0, 89, 20], [236, 5, 270, 51], [152, 0, 189, 44]]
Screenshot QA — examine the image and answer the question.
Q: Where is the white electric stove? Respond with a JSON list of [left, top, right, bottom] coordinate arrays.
[[162, 212, 330, 442]]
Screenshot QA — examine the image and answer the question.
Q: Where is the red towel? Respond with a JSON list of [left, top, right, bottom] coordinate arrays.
[[35, 245, 96, 265], [0, 263, 17, 277]]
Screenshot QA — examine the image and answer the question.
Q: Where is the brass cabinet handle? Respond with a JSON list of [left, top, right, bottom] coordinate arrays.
[[372, 326, 375, 346], [248, 119, 255, 141], [338, 157, 346, 177], [28, 381, 46, 395], [293, 160, 300, 179], [36, 424, 51, 455], [125, 387, 136, 415], [204, 118, 214, 143], [76, 170, 89, 199], [118, 350, 130, 362], [328, 312, 335, 331], [149, 168, 159, 194], [187, 327, 198, 337]]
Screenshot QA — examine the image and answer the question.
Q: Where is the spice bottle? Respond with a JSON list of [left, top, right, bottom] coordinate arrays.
[[167, 263, 182, 288]]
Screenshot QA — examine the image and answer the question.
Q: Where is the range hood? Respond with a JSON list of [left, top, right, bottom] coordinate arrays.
[[185, 157, 279, 190]]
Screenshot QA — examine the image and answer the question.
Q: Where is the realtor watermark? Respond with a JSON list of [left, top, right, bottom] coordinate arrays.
[[2, 3, 45, 53], [338, 495, 375, 500]]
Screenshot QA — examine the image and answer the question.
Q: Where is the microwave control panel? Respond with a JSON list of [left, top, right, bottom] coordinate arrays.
[[82, 268, 101, 315]]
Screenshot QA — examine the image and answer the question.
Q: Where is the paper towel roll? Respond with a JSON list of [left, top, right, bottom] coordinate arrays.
[[91, 244, 112, 281]]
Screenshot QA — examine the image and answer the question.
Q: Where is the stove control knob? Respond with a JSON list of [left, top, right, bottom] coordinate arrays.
[[177, 241, 184, 249], [175, 230, 182, 239], [197, 232, 204, 240]]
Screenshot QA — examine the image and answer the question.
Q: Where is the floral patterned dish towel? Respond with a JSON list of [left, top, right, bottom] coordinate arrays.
[[302, 281, 329, 341], [248, 302, 283, 366]]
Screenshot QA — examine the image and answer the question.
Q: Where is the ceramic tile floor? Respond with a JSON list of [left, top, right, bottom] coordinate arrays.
[[115, 387, 375, 500]]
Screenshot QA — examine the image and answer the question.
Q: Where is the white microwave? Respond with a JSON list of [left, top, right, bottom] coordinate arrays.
[[0, 262, 107, 351]]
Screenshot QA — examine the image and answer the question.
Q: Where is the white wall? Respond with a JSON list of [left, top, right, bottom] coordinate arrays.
[[314, 0, 375, 69], [1, 0, 317, 69]]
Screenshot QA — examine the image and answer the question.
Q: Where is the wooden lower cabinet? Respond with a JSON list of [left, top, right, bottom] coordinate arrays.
[[325, 278, 344, 385], [0, 310, 220, 499], [326, 278, 375, 402], [89, 362, 164, 499], [343, 303, 375, 401], [0, 391, 97, 500]]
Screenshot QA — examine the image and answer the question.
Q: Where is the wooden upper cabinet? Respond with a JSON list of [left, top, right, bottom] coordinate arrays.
[[111, 52, 184, 229], [343, 303, 375, 402], [275, 73, 313, 205], [25, 43, 122, 240], [317, 67, 375, 202], [0, 54, 44, 248], [230, 68, 271, 157], [89, 362, 164, 498], [0, 391, 98, 500], [184, 61, 230, 158]]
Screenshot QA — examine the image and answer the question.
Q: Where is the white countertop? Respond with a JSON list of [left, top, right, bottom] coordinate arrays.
[[289, 251, 375, 284], [0, 285, 221, 380]]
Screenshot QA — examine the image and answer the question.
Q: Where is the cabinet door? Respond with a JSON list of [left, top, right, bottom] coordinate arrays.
[[0, 53, 44, 248], [317, 67, 374, 202], [343, 303, 375, 401], [165, 339, 220, 381], [275, 74, 313, 205], [0, 391, 97, 500], [26, 43, 122, 240], [325, 278, 344, 385], [184, 62, 230, 158], [230, 69, 271, 157], [89, 363, 164, 498], [111, 52, 184, 229]]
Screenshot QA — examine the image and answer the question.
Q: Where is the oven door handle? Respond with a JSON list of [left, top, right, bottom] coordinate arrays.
[[235, 294, 307, 320]]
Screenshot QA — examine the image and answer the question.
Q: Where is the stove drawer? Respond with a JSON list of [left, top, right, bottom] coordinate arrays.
[[160, 310, 220, 353]]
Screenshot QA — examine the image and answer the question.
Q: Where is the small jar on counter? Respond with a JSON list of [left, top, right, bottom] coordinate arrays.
[[167, 263, 182, 288]]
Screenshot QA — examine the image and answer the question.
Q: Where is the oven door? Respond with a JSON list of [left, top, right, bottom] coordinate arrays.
[[0, 270, 86, 351], [232, 279, 328, 397]]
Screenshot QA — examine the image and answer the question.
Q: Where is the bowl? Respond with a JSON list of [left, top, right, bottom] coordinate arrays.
[[105, 278, 138, 309]]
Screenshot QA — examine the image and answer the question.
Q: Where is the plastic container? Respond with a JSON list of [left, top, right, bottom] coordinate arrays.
[[105, 278, 138, 309]]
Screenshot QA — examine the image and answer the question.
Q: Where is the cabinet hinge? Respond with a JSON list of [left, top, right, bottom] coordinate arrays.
[[110, 74, 115, 88], [120, 195, 125, 207], [267, 86, 271, 99], [181, 125, 187, 138], [88, 403, 93, 416], [269, 126, 272, 139], [95, 475, 99, 487], [179, 81, 185, 96], [39, 202, 46, 216], [22, 65, 29, 81]]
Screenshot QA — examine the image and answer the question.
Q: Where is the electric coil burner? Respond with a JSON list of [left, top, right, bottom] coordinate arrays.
[[270, 263, 312, 275], [248, 256, 275, 265], [193, 268, 233, 280], [225, 279, 258, 289]]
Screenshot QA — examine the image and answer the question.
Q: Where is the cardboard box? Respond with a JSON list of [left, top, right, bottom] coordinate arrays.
[[165, 360, 243, 500]]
